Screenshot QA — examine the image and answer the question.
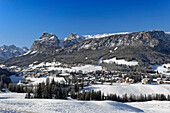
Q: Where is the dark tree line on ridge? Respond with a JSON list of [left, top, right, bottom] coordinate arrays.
[[70, 89, 170, 102]]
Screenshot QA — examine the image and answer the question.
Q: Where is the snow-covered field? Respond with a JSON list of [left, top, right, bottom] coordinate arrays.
[[71, 65, 102, 73], [103, 57, 138, 66], [127, 101, 170, 113], [0, 83, 170, 112], [26, 76, 66, 85], [45, 64, 103, 73], [83, 83, 170, 96], [0, 92, 170, 113], [151, 64, 170, 75], [28, 62, 103, 73]]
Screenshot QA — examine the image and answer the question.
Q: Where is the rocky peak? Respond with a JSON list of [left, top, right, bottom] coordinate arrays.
[[21, 47, 29, 52], [2, 30, 170, 67], [64, 33, 83, 41], [30, 32, 60, 54], [62, 33, 84, 48], [67, 33, 75, 38]]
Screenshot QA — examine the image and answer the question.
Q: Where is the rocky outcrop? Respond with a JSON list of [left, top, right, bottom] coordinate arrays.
[[2, 30, 170, 68], [51, 30, 169, 67], [61, 30, 169, 54], [30, 32, 60, 55], [62, 33, 84, 48]]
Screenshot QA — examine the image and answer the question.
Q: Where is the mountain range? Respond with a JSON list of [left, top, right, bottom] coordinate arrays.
[[0, 45, 29, 62], [2, 30, 170, 72]]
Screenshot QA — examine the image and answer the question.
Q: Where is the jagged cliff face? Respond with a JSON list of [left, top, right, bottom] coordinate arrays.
[[29, 30, 169, 55], [30, 33, 60, 55], [49, 30, 169, 66], [0, 45, 29, 62], [2, 30, 170, 67], [61, 31, 169, 54], [61, 33, 84, 48]]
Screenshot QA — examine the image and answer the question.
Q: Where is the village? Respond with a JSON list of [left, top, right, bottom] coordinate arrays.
[[5, 62, 170, 86]]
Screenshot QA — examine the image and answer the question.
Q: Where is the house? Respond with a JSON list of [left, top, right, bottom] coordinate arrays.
[[125, 77, 134, 83], [164, 80, 170, 84], [153, 78, 163, 84], [141, 78, 150, 84], [163, 78, 170, 84]]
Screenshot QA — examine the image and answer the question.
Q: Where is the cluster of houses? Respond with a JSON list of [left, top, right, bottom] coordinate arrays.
[[12, 68, 170, 86], [2, 63, 170, 86]]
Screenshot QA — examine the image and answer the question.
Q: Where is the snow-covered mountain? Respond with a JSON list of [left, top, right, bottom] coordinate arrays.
[[0, 45, 29, 62], [63, 30, 169, 53], [29, 32, 60, 55], [61, 33, 85, 48], [3, 30, 170, 72], [62, 32, 131, 48]]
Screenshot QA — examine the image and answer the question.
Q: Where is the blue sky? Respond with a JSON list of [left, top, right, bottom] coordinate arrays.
[[0, 0, 170, 48]]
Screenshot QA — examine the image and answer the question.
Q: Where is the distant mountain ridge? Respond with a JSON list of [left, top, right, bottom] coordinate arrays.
[[0, 45, 29, 62], [61, 30, 170, 54], [2, 30, 170, 73]]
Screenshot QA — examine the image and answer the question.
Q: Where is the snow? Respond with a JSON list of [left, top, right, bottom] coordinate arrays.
[[83, 44, 91, 49], [114, 47, 118, 50], [0, 92, 169, 113], [0, 64, 5, 68], [22, 50, 31, 56], [29, 62, 103, 73], [0, 45, 28, 60], [71, 65, 103, 73], [127, 101, 170, 113], [46, 65, 103, 73], [26, 76, 66, 85], [9, 66, 18, 69], [64, 33, 83, 41], [49, 36, 56, 40], [59, 73, 70, 76], [98, 57, 103, 64], [151, 64, 170, 75], [83, 32, 131, 40], [30, 51, 37, 54], [103, 57, 138, 66], [28, 61, 62, 69], [83, 83, 170, 96], [62, 32, 131, 48]]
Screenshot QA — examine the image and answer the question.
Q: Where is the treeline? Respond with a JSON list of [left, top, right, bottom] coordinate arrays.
[[71, 90, 170, 102], [7, 78, 69, 99], [25, 78, 68, 99], [0, 80, 7, 90], [71, 90, 104, 100], [8, 83, 25, 93]]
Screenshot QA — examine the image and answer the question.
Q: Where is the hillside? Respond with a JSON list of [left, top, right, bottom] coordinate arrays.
[[2, 30, 170, 73]]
